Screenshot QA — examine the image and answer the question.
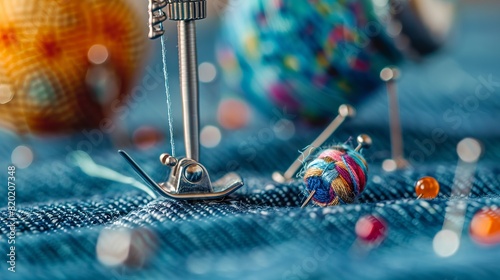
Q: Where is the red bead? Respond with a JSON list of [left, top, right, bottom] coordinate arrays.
[[355, 215, 387, 243]]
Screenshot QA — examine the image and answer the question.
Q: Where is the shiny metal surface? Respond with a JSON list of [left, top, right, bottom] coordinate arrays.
[[355, 134, 372, 152], [166, 0, 206, 21], [148, 0, 167, 39], [178, 20, 200, 161], [119, 151, 244, 200], [133, 0, 244, 199]]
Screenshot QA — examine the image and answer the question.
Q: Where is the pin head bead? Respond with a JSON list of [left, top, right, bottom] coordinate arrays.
[[338, 104, 356, 118], [380, 67, 400, 82], [97, 228, 157, 268], [272, 172, 286, 184], [457, 138, 482, 163], [355, 215, 387, 243], [356, 134, 372, 150], [415, 176, 440, 199]]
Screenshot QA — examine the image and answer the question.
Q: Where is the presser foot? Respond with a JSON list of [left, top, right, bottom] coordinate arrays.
[[119, 150, 244, 200]]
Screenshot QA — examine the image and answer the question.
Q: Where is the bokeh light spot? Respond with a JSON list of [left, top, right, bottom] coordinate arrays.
[[96, 228, 157, 268], [133, 126, 164, 150], [273, 118, 295, 141], [11, 145, 34, 169], [0, 84, 14, 104], [200, 125, 221, 148], [199, 62, 217, 83], [217, 98, 250, 130], [433, 229, 460, 257], [457, 138, 482, 163], [382, 159, 397, 172], [88, 44, 109, 65]]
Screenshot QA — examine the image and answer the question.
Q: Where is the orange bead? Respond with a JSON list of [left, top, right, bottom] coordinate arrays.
[[470, 209, 500, 245], [415, 176, 440, 199]]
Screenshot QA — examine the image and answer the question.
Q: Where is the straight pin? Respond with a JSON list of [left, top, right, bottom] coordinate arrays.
[[433, 138, 482, 258], [301, 190, 316, 208], [273, 104, 356, 183], [354, 134, 372, 152], [301, 134, 372, 208], [380, 67, 408, 171]]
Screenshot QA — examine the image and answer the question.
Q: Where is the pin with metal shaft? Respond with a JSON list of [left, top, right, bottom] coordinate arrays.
[[433, 138, 482, 258], [272, 104, 356, 183], [301, 134, 372, 208], [380, 67, 408, 171]]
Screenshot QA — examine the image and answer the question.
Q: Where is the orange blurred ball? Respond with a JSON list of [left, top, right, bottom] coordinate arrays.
[[0, 0, 147, 135], [415, 176, 440, 199], [132, 126, 164, 150], [470, 209, 500, 245], [217, 98, 250, 130]]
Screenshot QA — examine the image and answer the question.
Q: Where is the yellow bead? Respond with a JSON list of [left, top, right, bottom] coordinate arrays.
[[415, 176, 440, 199]]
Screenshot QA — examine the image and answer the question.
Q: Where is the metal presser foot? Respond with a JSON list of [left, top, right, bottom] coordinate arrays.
[[118, 0, 243, 200], [119, 151, 243, 200]]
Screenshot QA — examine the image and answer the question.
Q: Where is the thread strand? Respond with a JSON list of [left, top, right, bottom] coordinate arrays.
[[303, 145, 368, 207], [160, 27, 176, 157]]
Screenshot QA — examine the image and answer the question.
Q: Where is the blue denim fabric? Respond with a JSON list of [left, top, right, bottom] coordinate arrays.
[[1, 3, 500, 280]]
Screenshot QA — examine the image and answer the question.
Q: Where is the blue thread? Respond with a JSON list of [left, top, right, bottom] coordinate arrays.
[[160, 28, 175, 157], [305, 177, 332, 204]]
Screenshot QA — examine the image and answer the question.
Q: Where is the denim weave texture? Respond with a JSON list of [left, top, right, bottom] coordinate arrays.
[[1, 4, 500, 280]]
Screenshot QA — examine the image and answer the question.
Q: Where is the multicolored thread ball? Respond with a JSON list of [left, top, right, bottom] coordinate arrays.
[[303, 145, 368, 206], [0, 0, 147, 134], [218, 0, 402, 120]]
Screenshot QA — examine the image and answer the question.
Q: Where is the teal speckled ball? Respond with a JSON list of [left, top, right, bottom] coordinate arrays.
[[218, 0, 403, 120]]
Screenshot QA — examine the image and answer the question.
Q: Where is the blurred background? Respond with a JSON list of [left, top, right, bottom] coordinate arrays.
[[0, 1, 500, 278], [0, 0, 499, 170]]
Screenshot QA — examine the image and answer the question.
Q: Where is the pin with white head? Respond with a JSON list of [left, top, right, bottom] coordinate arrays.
[[433, 138, 482, 258], [272, 104, 356, 183], [380, 67, 409, 172], [451, 138, 482, 197]]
